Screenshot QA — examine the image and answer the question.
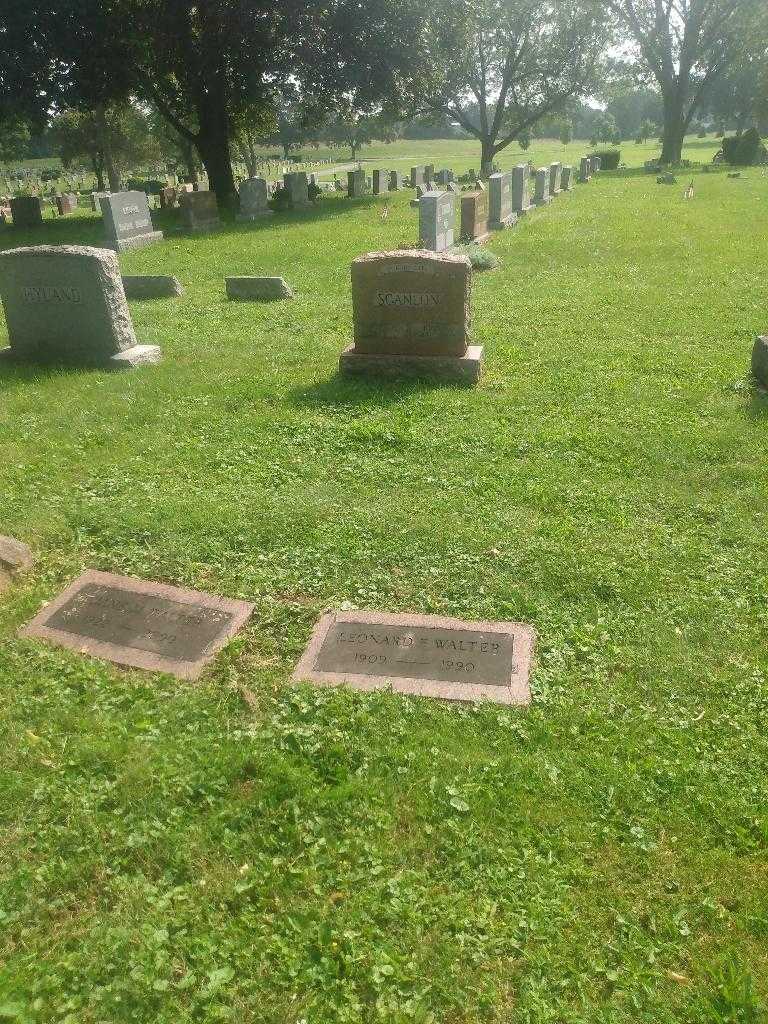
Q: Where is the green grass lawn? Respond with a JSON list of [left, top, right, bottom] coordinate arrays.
[[1, 155, 767, 1023]]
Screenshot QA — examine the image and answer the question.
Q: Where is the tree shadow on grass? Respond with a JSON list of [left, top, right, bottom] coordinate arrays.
[[744, 387, 768, 420], [286, 370, 467, 411]]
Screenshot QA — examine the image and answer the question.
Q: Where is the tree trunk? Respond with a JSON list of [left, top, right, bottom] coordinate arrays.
[[193, 82, 236, 210], [660, 88, 685, 164], [180, 138, 199, 185], [94, 105, 121, 190], [480, 137, 495, 178], [91, 155, 105, 193], [350, 142, 358, 161]]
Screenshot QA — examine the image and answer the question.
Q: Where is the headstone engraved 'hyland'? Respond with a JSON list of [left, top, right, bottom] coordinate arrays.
[[0, 245, 161, 368], [339, 249, 482, 383], [101, 191, 164, 251], [20, 570, 254, 680], [294, 610, 535, 705], [419, 191, 455, 252]]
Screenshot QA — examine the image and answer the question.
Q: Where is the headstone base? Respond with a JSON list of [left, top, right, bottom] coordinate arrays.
[[751, 336, 768, 390], [339, 344, 483, 385], [107, 230, 164, 252], [236, 211, 274, 222], [226, 276, 293, 301], [0, 343, 162, 369], [533, 195, 552, 206], [489, 214, 518, 230]]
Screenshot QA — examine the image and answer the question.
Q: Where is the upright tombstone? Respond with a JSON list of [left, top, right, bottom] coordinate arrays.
[[180, 191, 220, 233], [532, 168, 551, 206], [436, 169, 454, 186], [511, 164, 531, 217], [578, 156, 592, 182], [424, 164, 435, 183], [560, 165, 573, 191], [56, 193, 78, 216], [91, 191, 110, 211], [347, 169, 365, 198], [284, 171, 310, 208], [548, 162, 562, 197], [460, 190, 490, 243], [10, 196, 43, 227], [592, 155, 602, 172], [419, 190, 455, 252], [488, 171, 517, 230], [237, 177, 273, 221], [752, 335, 768, 389], [101, 191, 164, 252], [372, 169, 388, 195], [158, 186, 177, 210], [388, 170, 402, 191], [0, 245, 161, 368], [410, 165, 425, 189], [339, 249, 482, 384]]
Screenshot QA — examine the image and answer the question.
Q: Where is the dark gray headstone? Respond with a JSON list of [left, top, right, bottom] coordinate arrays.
[[100, 191, 163, 251], [10, 196, 43, 228]]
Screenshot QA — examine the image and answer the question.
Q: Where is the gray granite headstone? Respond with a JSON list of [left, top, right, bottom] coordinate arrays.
[[237, 177, 273, 221], [389, 170, 402, 191], [347, 169, 365, 198], [284, 171, 310, 207], [294, 610, 535, 705], [0, 245, 161, 368], [548, 162, 562, 196], [560, 165, 573, 191], [372, 169, 388, 195], [100, 191, 164, 251], [488, 172, 517, 229], [180, 191, 220, 232], [532, 168, 551, 206], [410, 165, 425, 188], [419, 191, 455, 252], [578, 156, 591, 182], [512, 164, 531, 216]]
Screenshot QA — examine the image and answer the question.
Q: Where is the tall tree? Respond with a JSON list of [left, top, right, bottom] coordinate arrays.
[[419, 0, 610, 174], [609, 0, 763, 163]]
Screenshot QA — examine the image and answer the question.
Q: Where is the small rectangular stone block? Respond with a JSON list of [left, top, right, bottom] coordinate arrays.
[[0, 535, 34, 575], [225, 276, 293, 301], [20, 569, 254, 680], [122, 275, 183, 299], [294, 609, 534, 704]]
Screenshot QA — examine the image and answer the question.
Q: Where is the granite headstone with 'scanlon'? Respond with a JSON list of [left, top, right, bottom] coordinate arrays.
[[0, 245, 161, 368], [339, 249, 482, 383]]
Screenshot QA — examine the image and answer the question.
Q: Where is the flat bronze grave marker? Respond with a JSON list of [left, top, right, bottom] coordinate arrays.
[[20, 570, 253, 680], [294, 610, 535, 705]]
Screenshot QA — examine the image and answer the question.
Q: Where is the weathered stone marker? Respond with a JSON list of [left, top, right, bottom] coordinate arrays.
[[0, 534, 34, 593], [10, 196, 43, 228], [122, 275, 183, 299], [511, 164, 531, 217], [0, 245, 161, 368], [339, 249, 482, 383], [488, 171, 517, 230], [294, 610, 535, 705], [418, 191, 455, 252], [561, 165, 573, 191], [347, 169, 365, 198], [180, 191, 220, 233], [56, 193, 78, 216], [101, 191, 164, 251], [460, 190, 490, 243], [20, 569, 254, 681], [751, 336, 768, 389], [372, 169, 388, 195], [548, 162, 562, 196], [225, 276, 294, 301], [237, 177, 273, 221], [532, 168, 551, 206], [284, 171, 311, 208], [388, 170, 402, 191], [578, 156, 592, 183]]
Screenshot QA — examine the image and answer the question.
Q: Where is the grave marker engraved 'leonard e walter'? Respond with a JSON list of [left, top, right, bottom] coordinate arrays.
[[294, 610, 535, 705], [20, 569, 254, 680], [101, 190, 164, 251]]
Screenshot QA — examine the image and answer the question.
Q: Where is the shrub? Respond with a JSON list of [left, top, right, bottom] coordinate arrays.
[[588, 148, 620, 170], [308, 182, 321, 203], [721, 128, 765, 166], [454, 243, 500, 272], [271, 185, 291, 210]]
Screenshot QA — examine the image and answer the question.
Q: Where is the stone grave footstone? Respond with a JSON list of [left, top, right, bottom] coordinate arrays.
[[225, 276, 294, 301], [122, 275, 183, 299], [0, 244, 161, 369], [294, 610, 535, 705], [419, 191, 455, 251], [10, 197, 43, 228], [488, 171, 517, 230], [339, 249, 482, 384], [180, 191, 220, 233], [237, 177, 273, 221], [20, 569, 254, 681], [460, 189, 490, 243], [101, 191, 164, 252], [532, 168, 551, 206]]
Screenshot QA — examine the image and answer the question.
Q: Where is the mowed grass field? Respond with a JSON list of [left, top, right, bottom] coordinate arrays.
[[1, 142, 767, 1023]]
